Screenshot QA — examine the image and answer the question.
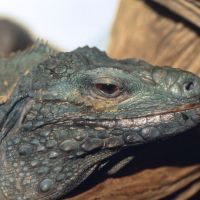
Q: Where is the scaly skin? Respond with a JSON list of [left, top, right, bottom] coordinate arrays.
[[0, 40, 56, 97], [0, 46, 200, 200]]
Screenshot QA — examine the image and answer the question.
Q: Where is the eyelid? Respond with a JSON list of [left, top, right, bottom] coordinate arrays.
[[93, 77, 122, 88]]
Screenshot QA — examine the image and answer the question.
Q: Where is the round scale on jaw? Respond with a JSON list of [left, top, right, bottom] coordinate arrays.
[[39, 130, 51, 137], [13, 137, 21, 145], [41, 160, 49, 165], [39, 178, 54, 193], [36, 144, 46, 152], [30, 160, 39, 167], [140, 127, 160, 140], [18, 144, 33, 156], [40, 138, 46, 143], [73, 131, 87, 141], [97, 131, 110, 139], [76, 150, 85, 156], [20, 161, 25, 166], [46, 139, 57, 148], [110, 129, 123, 136], [23, 166, 29, 172], [81, 138, 103, 152], [48, 151, 59, 159], [59, 139, 79, 152], [52, 166, 63, 173], [56, 173, 66, 182], [37, 166, 50, 175], [31, 139, 40, 145], [104, 136, 124, 148], [123, 132, 143, 144]]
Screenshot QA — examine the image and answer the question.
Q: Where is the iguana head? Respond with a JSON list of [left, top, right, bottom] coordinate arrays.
[[26, 47, 200, 145], [1, 47, 200, 200]]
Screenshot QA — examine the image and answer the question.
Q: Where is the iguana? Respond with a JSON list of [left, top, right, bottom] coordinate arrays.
[[0, 42, 200, 200]]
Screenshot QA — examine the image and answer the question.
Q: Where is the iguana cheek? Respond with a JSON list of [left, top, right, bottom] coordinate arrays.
[[90, 100, 118, 112], [68, 94, 119, 112]]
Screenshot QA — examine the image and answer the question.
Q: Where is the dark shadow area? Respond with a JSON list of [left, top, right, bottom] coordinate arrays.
[[145, 0, 200, 36], [189, 191, 200, 200], [64, 125, 200, 199], [0, 19, 33, 57]]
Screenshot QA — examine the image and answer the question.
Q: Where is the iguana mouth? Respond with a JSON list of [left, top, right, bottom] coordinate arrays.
[[73, 103, 200, 129], [26, 99, 200, 132], [154, 102, 200, 116]]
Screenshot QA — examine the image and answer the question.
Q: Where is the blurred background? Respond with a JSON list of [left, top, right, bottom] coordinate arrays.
[[0, 0, 118, 50]]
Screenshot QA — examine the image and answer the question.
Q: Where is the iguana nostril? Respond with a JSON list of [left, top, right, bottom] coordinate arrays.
[[184, 81, 194, 91]]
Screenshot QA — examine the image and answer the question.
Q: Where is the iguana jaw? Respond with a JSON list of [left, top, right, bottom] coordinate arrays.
[[66, 103, 200, 145], [26, 99, 200, 131], [74, 106, 200, 128]]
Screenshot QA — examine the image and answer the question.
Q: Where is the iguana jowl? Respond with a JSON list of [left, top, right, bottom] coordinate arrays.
[[0, 43, 200, 200]]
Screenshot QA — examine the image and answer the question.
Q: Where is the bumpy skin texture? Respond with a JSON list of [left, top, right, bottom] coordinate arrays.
[[0, 46, 200, 200], [0, 41, 55, 97]]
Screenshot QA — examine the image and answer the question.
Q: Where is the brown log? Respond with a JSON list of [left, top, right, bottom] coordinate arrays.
[[66, 165, 200, 200], [153, 0, 200, 28], [108, 0, 200, 74], [66, 0, 200, 200]]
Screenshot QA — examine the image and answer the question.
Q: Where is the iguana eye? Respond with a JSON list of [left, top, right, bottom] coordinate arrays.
[[96, 83, 119, 94], [93, 78, 122, 98]]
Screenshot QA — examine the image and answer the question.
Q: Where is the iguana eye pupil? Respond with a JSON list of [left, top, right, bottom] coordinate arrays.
[[95, 83, 119, 95]]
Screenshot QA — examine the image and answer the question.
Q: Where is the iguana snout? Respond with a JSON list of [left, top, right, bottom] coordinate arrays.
[[152, 67, 200, 99]]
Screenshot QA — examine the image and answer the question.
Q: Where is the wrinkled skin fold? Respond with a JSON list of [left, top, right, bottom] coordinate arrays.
[[0, 46, 200, 200]]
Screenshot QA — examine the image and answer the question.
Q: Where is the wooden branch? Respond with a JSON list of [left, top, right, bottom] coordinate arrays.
[[153, 0, 200, 27], [66, 166, 200, 200], [108, 0, 200, 74]]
